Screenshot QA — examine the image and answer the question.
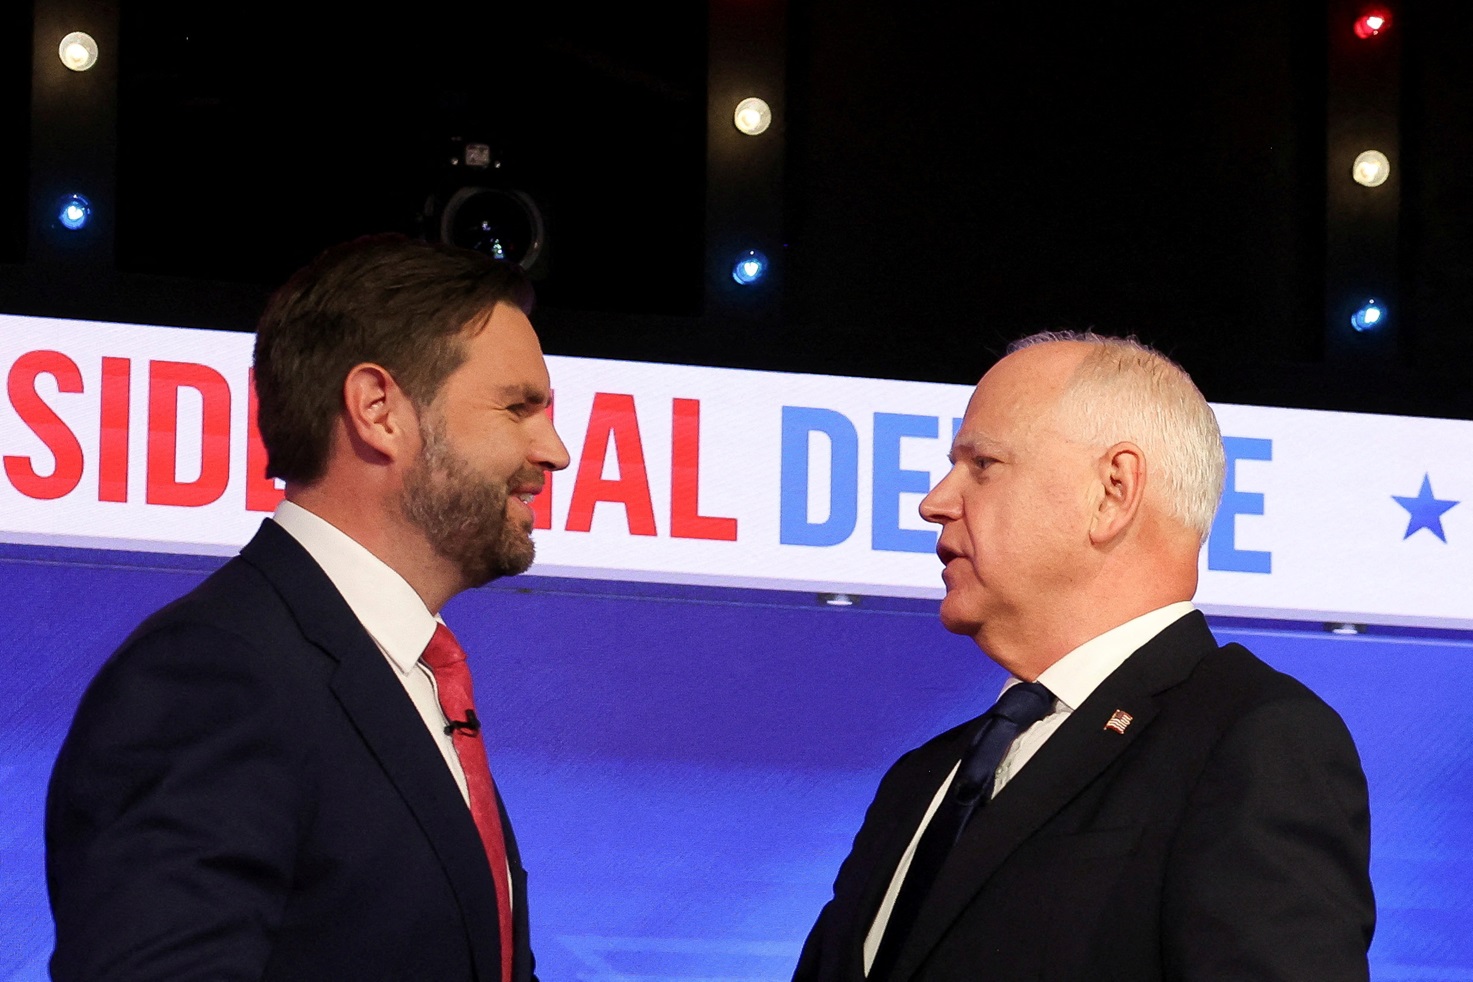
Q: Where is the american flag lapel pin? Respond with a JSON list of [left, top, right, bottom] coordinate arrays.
[[1104, 709, 1134, 734]]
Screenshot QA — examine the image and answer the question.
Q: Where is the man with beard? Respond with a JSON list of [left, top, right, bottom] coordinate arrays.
[[45, 236, 569, 982]]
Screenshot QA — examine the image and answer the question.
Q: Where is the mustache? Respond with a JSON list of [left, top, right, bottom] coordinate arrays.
[[506, 468, 547, 497]]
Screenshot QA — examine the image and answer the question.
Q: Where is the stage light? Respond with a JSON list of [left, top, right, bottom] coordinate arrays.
[[733, 97, 772, 136], [731, 249, 768, 285], [57, 194, 92, 231], [1350, 298, 1384, 331], [58, 32, 98, 72], [1352, 150, 1391, 187], [439, 187, 545, 271], [1353, 9, 1392, 38]]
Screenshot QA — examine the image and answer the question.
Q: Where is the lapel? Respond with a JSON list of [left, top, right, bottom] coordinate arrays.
[[887, 611, 1219, 982], [240, 520, 505, 982], [844, 726, 977, 977], [497, 787, 534, 982]]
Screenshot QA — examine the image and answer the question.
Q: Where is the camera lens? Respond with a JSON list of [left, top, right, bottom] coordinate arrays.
[[440, 187, 544, 271]]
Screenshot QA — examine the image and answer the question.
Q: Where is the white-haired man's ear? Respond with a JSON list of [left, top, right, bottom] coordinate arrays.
[[1089, 442, 1146, 546]]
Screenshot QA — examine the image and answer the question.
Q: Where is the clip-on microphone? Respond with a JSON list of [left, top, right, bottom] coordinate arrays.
[[444, 708, 481, 737]]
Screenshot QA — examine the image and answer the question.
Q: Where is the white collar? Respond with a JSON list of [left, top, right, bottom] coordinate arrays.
[[1027, 601, 1197, 711], [271, 500, 439, 675]]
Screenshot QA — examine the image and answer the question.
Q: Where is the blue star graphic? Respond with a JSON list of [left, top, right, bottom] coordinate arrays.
[[1392, 474, 1459, 543]]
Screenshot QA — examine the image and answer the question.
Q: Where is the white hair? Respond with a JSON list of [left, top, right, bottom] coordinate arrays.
[[1008, 331, 1225, 542]]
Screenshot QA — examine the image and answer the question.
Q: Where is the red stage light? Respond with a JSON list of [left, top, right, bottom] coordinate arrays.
[[1353, 9, 1392, 38]]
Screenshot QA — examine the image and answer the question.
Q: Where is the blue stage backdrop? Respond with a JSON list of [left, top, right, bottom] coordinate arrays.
[[1, 541, 1470, 981]]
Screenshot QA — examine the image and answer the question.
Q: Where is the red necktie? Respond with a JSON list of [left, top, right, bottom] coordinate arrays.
[[421, 623, 513, 982]]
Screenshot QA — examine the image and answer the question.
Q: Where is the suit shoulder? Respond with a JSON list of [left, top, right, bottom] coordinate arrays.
[[121, 554, 306, 660], [1198, 641, 1341, 712], [50, 555, 334, 807], [1183, 641, 1361, 762], [78, 555, 333, 729]]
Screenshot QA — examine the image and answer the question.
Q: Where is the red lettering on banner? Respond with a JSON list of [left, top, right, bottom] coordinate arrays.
[[530, 395, 554, 530], [146, 361, 231, 507], [4, 350, 85, 500], [245, 369, 284, 513], [670, 398, 737, 541], [565, 392, 657, 535], [98, 357, 131, 502]]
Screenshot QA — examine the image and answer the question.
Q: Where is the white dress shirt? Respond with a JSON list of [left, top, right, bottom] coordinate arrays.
[[271, 501, 470, 805], [863, 601, 1197, 974]]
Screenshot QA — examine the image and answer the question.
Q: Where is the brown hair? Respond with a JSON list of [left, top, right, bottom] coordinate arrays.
[[253, 235, 534, 484]]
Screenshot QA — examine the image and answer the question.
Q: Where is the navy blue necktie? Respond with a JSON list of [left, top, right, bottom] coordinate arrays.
[[869, 681, 1055, 981]]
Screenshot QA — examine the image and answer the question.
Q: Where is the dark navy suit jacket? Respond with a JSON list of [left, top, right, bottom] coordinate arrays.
[[794, 612, 1375, 981], [46, 519, 534, 981]]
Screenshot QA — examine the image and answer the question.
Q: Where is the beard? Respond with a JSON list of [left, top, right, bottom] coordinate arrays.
[[401, 415, 538, 587]]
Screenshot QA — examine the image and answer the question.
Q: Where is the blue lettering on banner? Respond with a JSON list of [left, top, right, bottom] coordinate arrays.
[[1208, 436, 1273, 574], [780, 407, 859, 546], [872, 413, 940, 553]]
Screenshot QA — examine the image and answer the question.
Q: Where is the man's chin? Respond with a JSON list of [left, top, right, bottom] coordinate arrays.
[[500, 546, 535, 579], [937, 595, 981, 638], [491, 528, 537, 579], [451, 529, 536, 588]]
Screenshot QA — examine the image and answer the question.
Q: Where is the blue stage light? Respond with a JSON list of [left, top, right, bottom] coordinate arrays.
[[58, 194, 92, 231], [1350, 299, 1384, 332], [732, 250, 768, 285]]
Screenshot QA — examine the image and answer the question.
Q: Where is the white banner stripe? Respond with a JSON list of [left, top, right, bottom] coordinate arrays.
[[2, 313, 1470, 629]]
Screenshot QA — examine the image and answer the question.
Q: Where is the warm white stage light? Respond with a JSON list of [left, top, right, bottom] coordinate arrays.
[[733, 97, 772, 136], [59, 32, 98, 72], [1352, 150, 1391, 187]]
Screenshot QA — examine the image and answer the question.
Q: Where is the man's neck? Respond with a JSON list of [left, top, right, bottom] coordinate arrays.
[[979, 593, 1196, 681], [284, 485, 459, 613]]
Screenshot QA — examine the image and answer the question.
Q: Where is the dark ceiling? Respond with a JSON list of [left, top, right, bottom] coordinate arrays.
[[5, 0, 1471, 419]]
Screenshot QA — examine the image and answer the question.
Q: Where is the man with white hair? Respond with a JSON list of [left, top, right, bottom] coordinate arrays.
[[794, 333, 1374, 981]]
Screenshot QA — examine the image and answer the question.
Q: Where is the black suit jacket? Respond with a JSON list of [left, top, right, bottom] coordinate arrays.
[[46, 520, 535, 981], [794, 612, 1374, 981]]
